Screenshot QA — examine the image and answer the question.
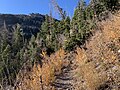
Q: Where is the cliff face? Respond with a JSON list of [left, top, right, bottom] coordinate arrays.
[[0, 13, 45, 37]]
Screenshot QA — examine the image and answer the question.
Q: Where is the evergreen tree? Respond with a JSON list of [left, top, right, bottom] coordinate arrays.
[[28, 35, 37, 65], [40, 15, 50, 47], [13, 23, 24, 53], [0, 44, 12, 84], [64, 16, 71, 38], [99, 0, 119, 11], [71, 0, 87, 41]]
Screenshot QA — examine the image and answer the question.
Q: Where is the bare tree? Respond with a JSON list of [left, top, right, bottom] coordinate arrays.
[[51, 0, 66, 19]]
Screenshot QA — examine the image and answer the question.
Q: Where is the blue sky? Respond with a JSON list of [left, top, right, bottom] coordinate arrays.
[[0, 0, 90, 19]]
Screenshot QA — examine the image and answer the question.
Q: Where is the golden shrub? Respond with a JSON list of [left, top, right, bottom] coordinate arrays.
[[16, 49, 66, 90]]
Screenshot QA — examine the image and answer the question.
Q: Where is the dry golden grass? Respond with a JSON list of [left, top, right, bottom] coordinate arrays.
[[16, 49, 67, 90], [101, 14, 120, 42], [101, 13, 120, 63], [75, 47, 107, 90], [76, 47, 87, 66], [75, 13, 120, 90], [81, 63, 107, 90]]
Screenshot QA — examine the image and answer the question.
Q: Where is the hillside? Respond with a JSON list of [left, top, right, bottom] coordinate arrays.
[[73, 12, 120, 90], [14, 12, 120, 90], [0, 0, 119, 90], [0, 13, 45, 37]]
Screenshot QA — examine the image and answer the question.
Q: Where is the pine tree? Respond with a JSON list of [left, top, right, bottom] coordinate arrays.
[[90, 0, 119, 20], [0, 44, 12, 84], [71, 0, 87, 40], [64, 16, 70, 38], [13, 23, 23, 53], [99, 0, 119, 11], [28, 35, 36, 64], [40, 15, 50, 47]]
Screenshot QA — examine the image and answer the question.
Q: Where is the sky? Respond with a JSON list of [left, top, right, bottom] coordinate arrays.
[[0, 0, 90, 19]]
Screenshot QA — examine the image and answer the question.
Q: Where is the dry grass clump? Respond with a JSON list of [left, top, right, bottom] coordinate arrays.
[[15, 64, 43, 90], [101, 14, 120, 42], [42, 49, 66, 86], [81, 63, 107, 90], [16, 49, 67, 90], [75, 47, 107, 90], [76, 47, 87, 66], [101, 13, 120, 63]]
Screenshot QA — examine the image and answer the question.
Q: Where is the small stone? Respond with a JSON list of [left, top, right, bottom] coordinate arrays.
[[112, 66, 118, 70], [118, 49, 120, 53]]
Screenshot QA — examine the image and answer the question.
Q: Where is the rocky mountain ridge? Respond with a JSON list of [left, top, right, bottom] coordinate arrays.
[[0, 13, 45, 37]]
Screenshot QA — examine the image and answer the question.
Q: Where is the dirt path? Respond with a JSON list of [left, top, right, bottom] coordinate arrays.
[[52, 52, 78, 90]]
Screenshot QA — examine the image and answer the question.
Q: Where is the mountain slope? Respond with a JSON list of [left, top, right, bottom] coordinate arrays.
[[0, 13, 45, 37], [54, 12, 120, 90], [15, 12, 120, 90], [73, 12, 120, 90]]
